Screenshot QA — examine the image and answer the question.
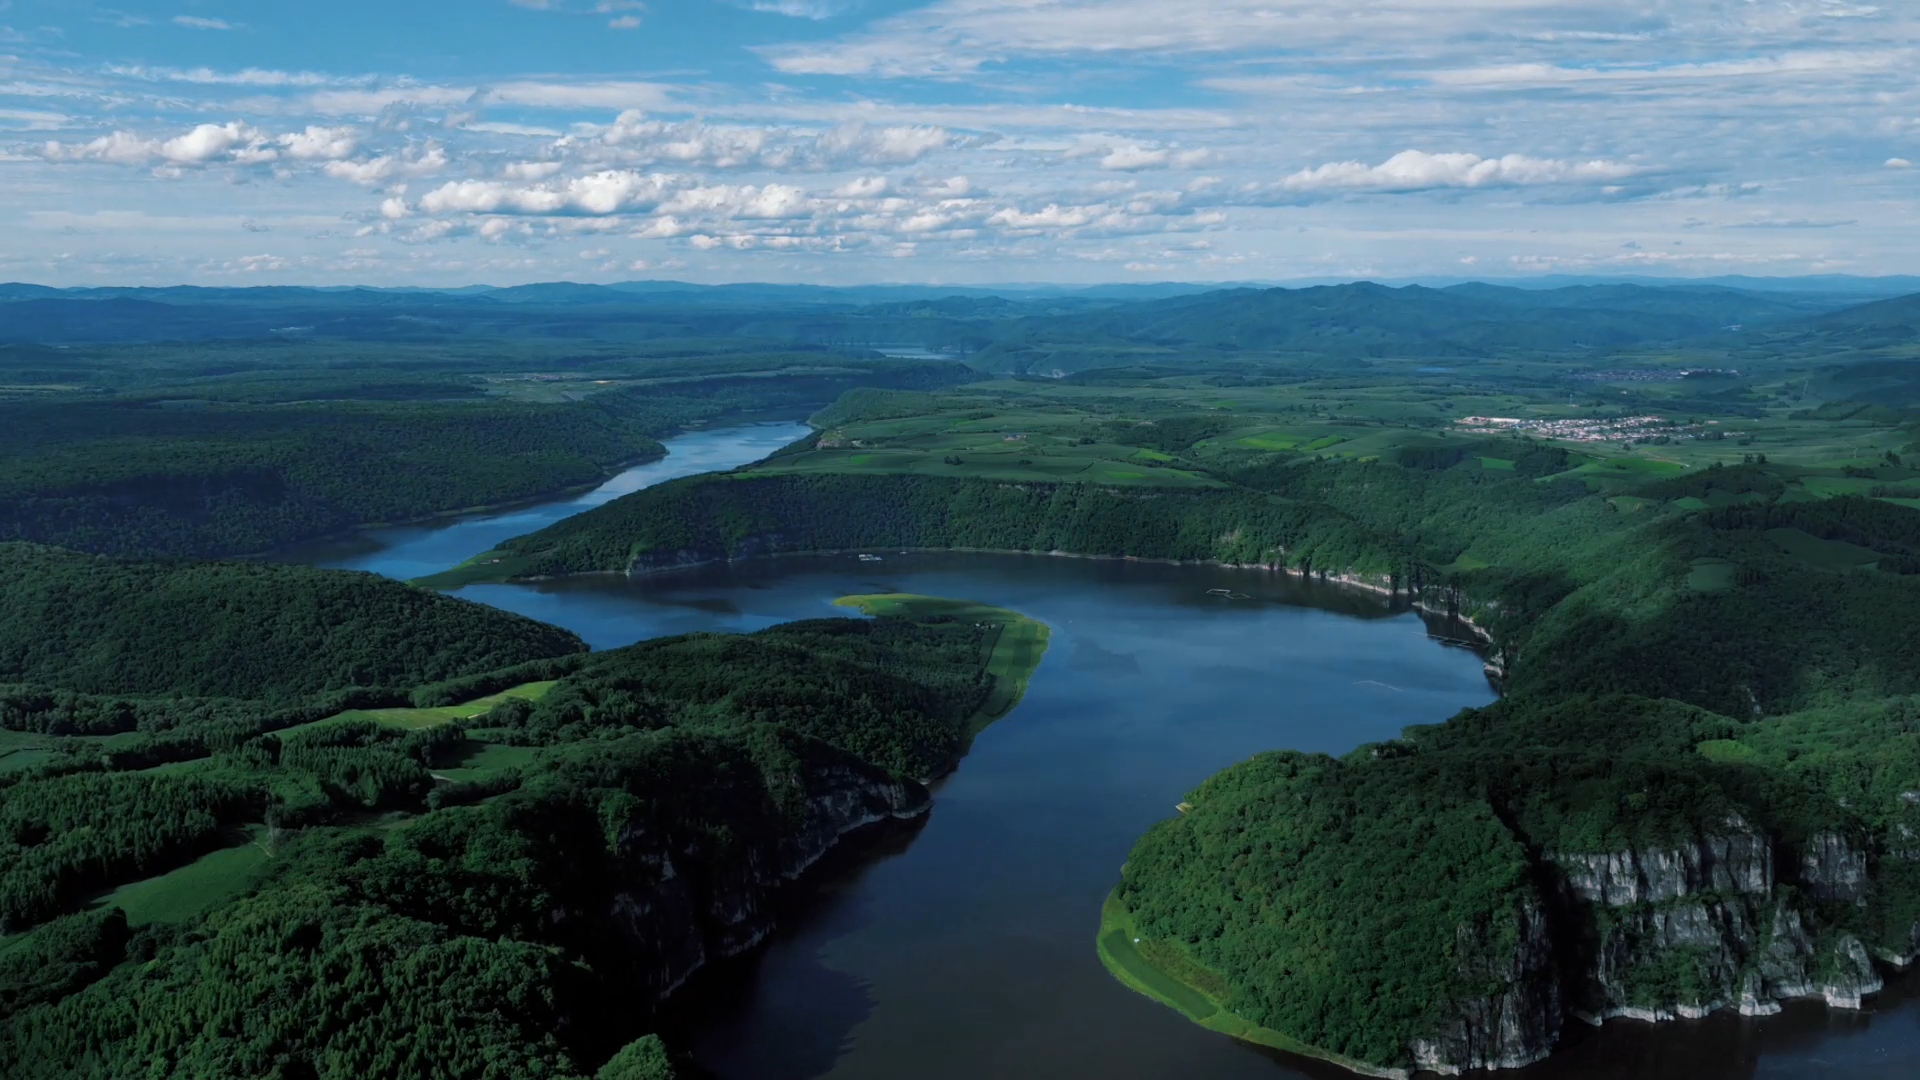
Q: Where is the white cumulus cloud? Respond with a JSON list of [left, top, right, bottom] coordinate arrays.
[[816, 122, 950, 166], [1100, 145, 1168, 171], [323, 144, 448, 185], [281, 125, 359, 161], [44, 121, 273, 166], [1275, 150, 1639, 195]]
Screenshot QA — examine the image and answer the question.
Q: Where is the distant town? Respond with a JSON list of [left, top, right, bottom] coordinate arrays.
[[1455, 414, 1723, 444], [1568, 367, 1742, 382]]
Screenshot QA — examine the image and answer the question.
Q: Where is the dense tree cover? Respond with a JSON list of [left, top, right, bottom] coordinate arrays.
[[1704, 493, 1920, 556], [0, 771, 256, 930], [493, 617, 995, 779], [1103, 414, 1231, 454], [0, 396, 673, 558], [478, 443, 1920, 717], [0, 909, 129, 1015], [1117, 749, 1536, 1065], [0, 608, 1010, 1077], [967, 282, 1841, 366], [1109, 478, 1920, 1065], [596, 1036, 684, 1080], [475, 472, 1389, 582], [0, 352, 969, 558], [12, 315, 1920, 1074], [1117, 687, 1920, 1062], [458, 401, 1920, 1068], [1514, 528, 1920, 713], [0, 544, 584, 701], [1, 882, 597, 1079], [2, 280, 1855, 362]]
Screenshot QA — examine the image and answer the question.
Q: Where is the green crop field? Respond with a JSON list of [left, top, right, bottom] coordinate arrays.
[[95, 828, 275, 927], [435, 742, 545, 782], [1765, 527, 1883, 572], [281, 681, 558, 737], [1687, 557, 1740, 592], [771, 367, 1920, 509], [0, 730, 59, 774]]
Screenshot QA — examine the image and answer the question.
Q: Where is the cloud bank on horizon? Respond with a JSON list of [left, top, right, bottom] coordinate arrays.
[[0, 0, 1913, 285]]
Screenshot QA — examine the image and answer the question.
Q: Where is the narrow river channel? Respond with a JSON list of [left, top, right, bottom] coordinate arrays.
[[289, 419, 1920, 1080]]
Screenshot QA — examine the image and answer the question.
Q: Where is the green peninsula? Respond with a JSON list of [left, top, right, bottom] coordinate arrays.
[[14, 279, 1920, 1075], [443, 362, 1920, 1074], [0, 527, 1050, 1079]]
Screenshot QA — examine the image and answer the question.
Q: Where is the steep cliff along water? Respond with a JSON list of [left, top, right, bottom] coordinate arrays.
[[282, 421, 1920, 1079], [275, 420, 811, 577]]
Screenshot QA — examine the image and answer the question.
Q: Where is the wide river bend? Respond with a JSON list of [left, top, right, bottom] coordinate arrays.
[[289, 420, 1920, 1080]]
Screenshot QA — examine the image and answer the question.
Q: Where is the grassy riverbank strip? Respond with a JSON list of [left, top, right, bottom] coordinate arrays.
[[413, 549, 546, 588], [833, 593, 1049, 735], [1096, 893, 1412, 1080]]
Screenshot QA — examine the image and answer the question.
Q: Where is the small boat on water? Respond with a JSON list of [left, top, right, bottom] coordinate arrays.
[[1206, 588, 1252, 600], [858, 554, 883, 562]]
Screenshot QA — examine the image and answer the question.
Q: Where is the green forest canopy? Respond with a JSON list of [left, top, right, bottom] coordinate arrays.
[[0, 350, 969, 558], [0, 595, 1048, 1079], [441, 367, 1920, 1071], [8, 281, 1920, 1074]]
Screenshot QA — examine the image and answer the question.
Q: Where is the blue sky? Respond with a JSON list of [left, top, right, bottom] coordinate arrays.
[[1, 0, 1915, 285]]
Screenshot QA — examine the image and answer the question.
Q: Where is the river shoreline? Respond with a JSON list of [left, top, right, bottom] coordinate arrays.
[[290, 425, 1920, 1079], [293, 420, 812, 581], [1096, 892, 1423, 1080], [451, 544, 1496, 643], [240, 448, 671, 562], [263, 410, 819, 564]]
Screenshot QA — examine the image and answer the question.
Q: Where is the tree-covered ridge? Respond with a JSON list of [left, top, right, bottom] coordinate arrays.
[[1113, 687, 1920, 1071], [445, 367, 1920, 1072], [12, 282, 1920, 1077], [0, 281, 1867, 365], [0, 543, 585, 700], [1116, 749, 1539, 1067], [0, 395, 675, 559], [0, 351, 969, 559], [436, 473, 1347, 585], [0, 601, 1049, 1079], [1098, 468, 1920, 1067], [491, 615, 1004, 780]]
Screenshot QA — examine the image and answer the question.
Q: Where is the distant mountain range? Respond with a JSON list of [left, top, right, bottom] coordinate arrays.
[[970, 282, 1842, 358], [0, 279, 1226, 308], [0, 277, 1914, 358], [1372, 274, 1920, 298]]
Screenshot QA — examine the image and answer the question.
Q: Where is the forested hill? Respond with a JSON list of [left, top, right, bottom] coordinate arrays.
[[449, 372, 1920, 1073], [0, 602, 1047, 1080], [0, 278, 1883, 360], [990, 281, 1833, 355], [432, 471, 1388, 587], [0, 354, 969, 559], [0, 543, 583, 700]]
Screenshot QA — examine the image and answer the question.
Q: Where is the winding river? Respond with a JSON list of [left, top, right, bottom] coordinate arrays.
[[291, 420, 1920, 1080]]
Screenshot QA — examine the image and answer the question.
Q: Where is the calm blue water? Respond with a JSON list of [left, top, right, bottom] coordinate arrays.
[[288, 421, 1919, 1080], [486, 554, 1499, 1080], [278, 420, 809, 578]]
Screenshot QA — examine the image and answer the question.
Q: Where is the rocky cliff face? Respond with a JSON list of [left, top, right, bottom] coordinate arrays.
[[1410, 903, 1562, 1075], [1392, 823, 1911, 1075], [626, 532, 791, 575], [1557, 820, 1772, 906], [1800, 831, 1869, 902], [1552, 825, 1889, 1028], [602, 763, 930, 1001]]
